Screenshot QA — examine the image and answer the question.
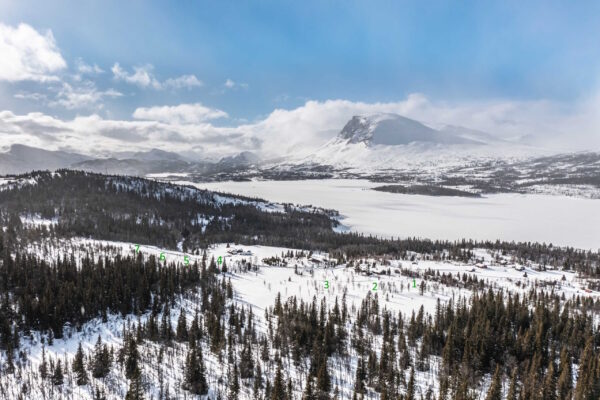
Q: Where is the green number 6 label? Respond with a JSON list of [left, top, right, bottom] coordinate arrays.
[[159, 253, 166, 261]]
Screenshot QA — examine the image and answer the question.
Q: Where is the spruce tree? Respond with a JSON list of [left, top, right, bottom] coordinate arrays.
[[228, 364, 240, 400], [506, 368, 519, 400], [183, 344, 208, 395], [72, 342, 88, 385], [542, 361, 557, 400], [271, 361, 286, 400], [125, 368, 144, 400], [125, 336, 140, 380], [176, 309, 188, 342], [485, 365, 502, 400], [52, 359, 64, 386], [406, 367, 415, 400], [39, 346, 48, 380]]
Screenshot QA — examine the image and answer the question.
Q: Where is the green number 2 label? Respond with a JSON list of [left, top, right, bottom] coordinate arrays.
[[372, 282, 378, 291], [184, 255, 190, 265], [324, 280, 329, 289], [159, 253, 166, 261]]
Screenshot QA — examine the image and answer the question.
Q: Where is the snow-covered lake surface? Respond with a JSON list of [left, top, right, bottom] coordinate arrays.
[[180, 179, 600, 250]]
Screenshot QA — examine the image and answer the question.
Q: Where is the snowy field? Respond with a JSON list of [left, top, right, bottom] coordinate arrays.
[[181, 179, 600, 250]]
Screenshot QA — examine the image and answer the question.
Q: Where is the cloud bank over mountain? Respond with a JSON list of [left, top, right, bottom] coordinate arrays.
[[0, 22, 599, 159]]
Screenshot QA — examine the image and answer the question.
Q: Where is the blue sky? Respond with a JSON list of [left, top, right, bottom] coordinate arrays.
[[0, 0, 599, 156]]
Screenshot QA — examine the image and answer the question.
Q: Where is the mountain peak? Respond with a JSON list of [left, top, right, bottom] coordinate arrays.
[[338, 113, 479, 146]]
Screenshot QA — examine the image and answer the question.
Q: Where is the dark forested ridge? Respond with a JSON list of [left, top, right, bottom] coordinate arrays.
[[1, 170, 598, 276]]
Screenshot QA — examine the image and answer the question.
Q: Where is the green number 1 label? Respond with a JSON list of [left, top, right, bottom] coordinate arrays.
[[372, 282, 378, 291], [324, 280, 329, 289]]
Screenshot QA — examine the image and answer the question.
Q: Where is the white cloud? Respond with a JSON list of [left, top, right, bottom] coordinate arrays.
[[163, 75, 203, 89], [14, 92, 48, 101], [1, 92, 599, 159], [49, 81, 122, 110], [223, 78, 248, 90], [132, 103, 227, 124], [76, 58, 103, 75], [112, 63, 202, 90], [111, 63, 161, 89], [0, 22, 66, 82]]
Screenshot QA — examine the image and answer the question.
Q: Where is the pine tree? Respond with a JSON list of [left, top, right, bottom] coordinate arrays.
[[183, 344, 208, 395], [176, 309, 188, 342], [39, 346, 48, 380], [91, 335, 110, 378], [72, 342, 88, 385], [506, 368, 519, 400], [52, 359, 64, 386], [316, 357, 331, 396], [303, 376, 316, 400], [558, 361, 573, 399], [353, 357, 366, 395], [254, 361, 264, 397], [485, 365, 502, 400], [228, 364, 240, 400], [125, 368, 144, 400], [125, 336, 140, 380], [271, 361, 286, 400], [406, 367, 415, 400], [541, 360, 557, 400]]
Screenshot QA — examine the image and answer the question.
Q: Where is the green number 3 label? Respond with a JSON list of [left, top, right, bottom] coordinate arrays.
[[372, 282, 378, 291], [324, 280, 329, 289]]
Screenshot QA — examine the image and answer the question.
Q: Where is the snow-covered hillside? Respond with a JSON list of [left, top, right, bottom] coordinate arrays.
[[1, 238, 598, 399]]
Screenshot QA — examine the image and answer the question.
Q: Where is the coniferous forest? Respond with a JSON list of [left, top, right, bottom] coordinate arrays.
[[0, 170, 599, 399]]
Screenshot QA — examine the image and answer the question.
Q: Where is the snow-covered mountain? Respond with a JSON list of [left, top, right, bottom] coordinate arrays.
[[338, 113, 481, 146], [266, 113, 551, 175]]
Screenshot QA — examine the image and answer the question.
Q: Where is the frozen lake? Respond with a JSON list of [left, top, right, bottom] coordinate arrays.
[[180, 179, 600, 250]]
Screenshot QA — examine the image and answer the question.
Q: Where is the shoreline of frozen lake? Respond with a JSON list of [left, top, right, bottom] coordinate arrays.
[[176, 179, 600, 250]]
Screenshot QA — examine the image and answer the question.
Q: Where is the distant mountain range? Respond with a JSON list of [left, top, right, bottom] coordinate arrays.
[[2, 114, 599, 197], [0, 145, 260, 176]]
